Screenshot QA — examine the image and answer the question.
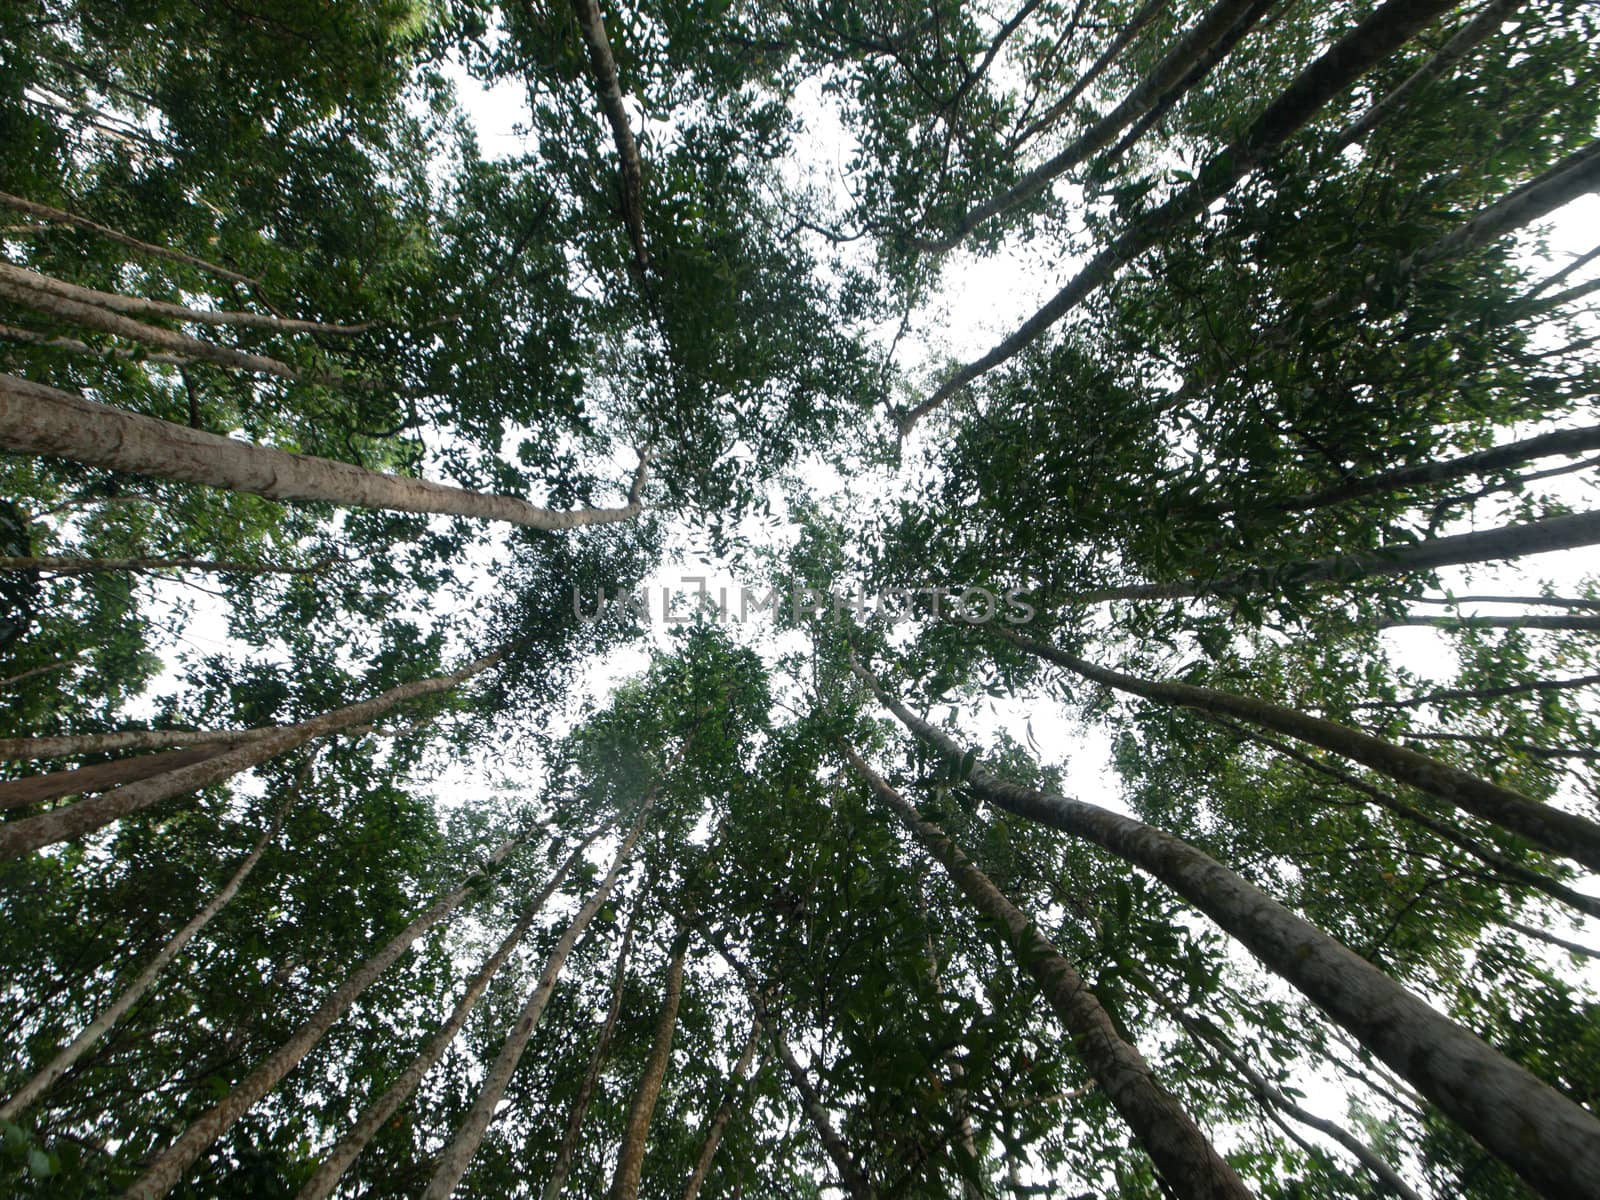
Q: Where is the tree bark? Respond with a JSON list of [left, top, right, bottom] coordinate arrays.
[[920, 0, 1270, 253], [420, 795, 655, 1200], [858, 664, 1600, 1200], [542, 896, 642, 1200], [120, 833, 525, 1200], [0, 745, 232, 811], [902, 0, 1457, 431], [0, 374, 648, 531], [293, 827, 606, 1200], [842, 744, 1252, 1200], [681, 1016, 763, 1200], [0, 189, 263, 288], [0, 807, 285, 1121], [1002, 630, 1600, 871], [0, 649, 505, 859], [0, 261, 367, 334], [609, 927, 691, 1200], [0, 727, 278, 759], [0, 320, 196, 365], [1379, 614, 1600, 631]]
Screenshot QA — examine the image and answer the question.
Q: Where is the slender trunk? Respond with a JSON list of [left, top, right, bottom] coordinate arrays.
[[1209, 715, 1600, 921], [1407, 594, 1600, 612], [566, 0, 651, 276], [842, 744, 1252, 1200], [0, 374, 647, 531], [0, 189, 262, 288], [0, 554, 335, 577], [0, 261, 366, 334], [0, 727, 277, 759], [1273, 422, 1600, 514], [0, 649, 505, 859], [681, 1017, 763, 1200], [121, 834, 524, 1200], [708, 939, 874, 1200], [294, 827, 605, 1200], [921, 0, 1270, 252], [0, 273, 339, 385], [609, 928, 691, 1200], [1380, 614, 1600, 631], [1351, 669, 1600, 710], [1003, 630, 1600, 871], [420, 796, 655, 1200], [0, 746, 231, 811], [1506, 920, 1600, 962], [903, 0, 1457, 431], [1075, 508, 1600, 603], [0, 321, 196, 365], [0, 808, 285, 1121], [542, 897, 642, 1200], [858, 664, 1600, 1200], [1331, 0, 1525, 151]]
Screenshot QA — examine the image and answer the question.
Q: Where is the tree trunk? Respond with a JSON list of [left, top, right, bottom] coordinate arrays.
[[0, 746, 231, 811], [902, 0, 1457, 431], [0, 807, 285, 1121], [681, 1016, 763, 1200], [0, 189, 262, 288], [1004, 630, 1600, 871], [0, 320, 196, 365], [921, 0, 1269, 252], [293, 827, 605, 1200], [542, 896, 642, 1200], [120, 833, 524, 1200], [0, 272, 339, 385], [842, 744, 1253, 1200], [420, 795, 655, 1200], [859, 664, 1600, 1200], [0, 373, 647, 531], [565, 0, 651, 277], [0, 727, 278, 759], [1380, 614, 1600, 631], [0, 260, 367, 334], [1074, 508, 1600, 602], [0, 649, 505, 860], [609, 927, 691, 1200]]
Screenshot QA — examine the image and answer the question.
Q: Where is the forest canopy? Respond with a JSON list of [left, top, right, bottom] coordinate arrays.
[[2, 1, 1600, 1198]]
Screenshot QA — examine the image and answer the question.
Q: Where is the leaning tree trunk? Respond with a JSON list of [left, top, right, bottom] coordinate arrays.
[[0, 806, 285, 1121], [0, 648, 504, 860], [293, 827, 606, 1200], [1002, 630, 1600, 872], [856, 662, 1600, 1200], [681, 1016, 763, 1200], [567, 0, 651, 276], [420, 794, 655, 1200], [609, 927, 691, 1200], [543, 897, 642, 1200], [121, 833, 525, 1200], [842, 744, 1252, 1200], [0, 373, 648, 531], [0, 745, 232, 811]]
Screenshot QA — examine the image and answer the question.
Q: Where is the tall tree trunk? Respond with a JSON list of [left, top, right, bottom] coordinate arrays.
[[420, 795, 655, 1200], [0, 805, 286, 1121], [121, 833, 525, 1200], [0, 261, 367, 334], [1380, 613, 1600, 631], [902, 0, 1457, 431], [0, 727, 279, 759], [921, 0, 1270, 252], [681, 1016, 763, 1200], [1002, 630, 1600, 871], [0, 373, 648, 531], [708, 937, 875, 1200], [0, 649, 505, 859], [1073, 508, 1600, 602], [0, 745, 231, 811], [542, 895, 642, 1200], [609, 927, 691, 1200], [0, 320, 196, 365], [842, 744, 1253, 1200], [294, 827, 606, 1200], [0, 189, 263, 288], [566, 0, 651, 277], [858, 663, 1600, 1200]]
